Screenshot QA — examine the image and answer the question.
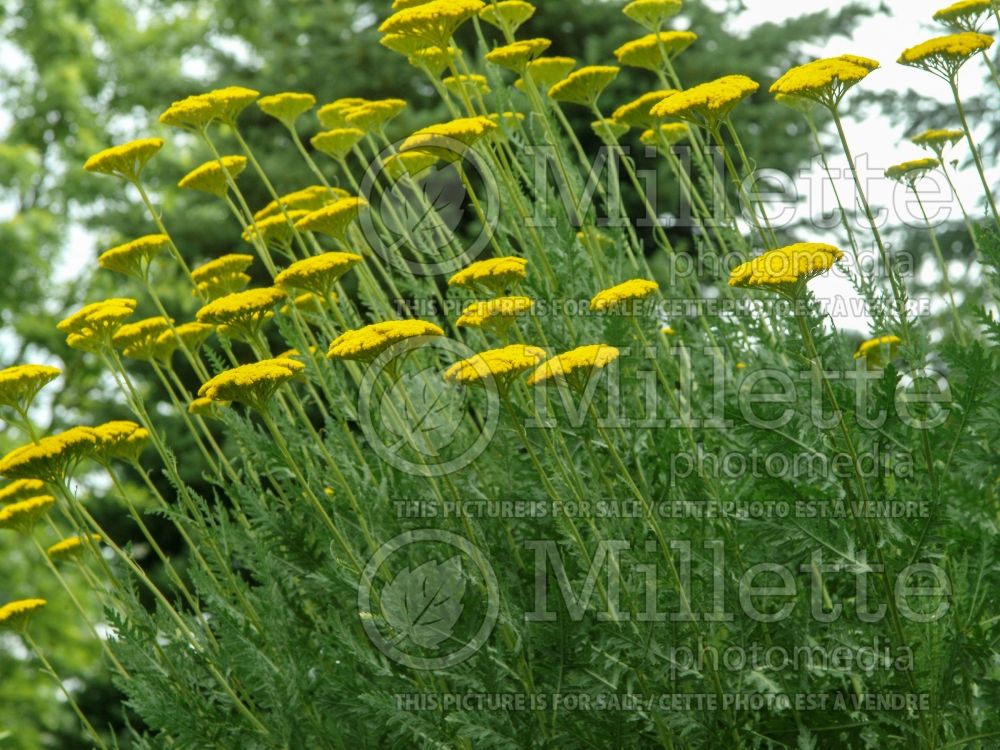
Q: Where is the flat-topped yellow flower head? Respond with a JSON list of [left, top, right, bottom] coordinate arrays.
[[203, 86, 260, 123], [854, 334, 901, 367], [188, 396, 230, 418], [911, 128, 965, 154], [0, 598, 47, 632], [770, 55, 880, 109], [254, 186, 343, 221], [379, 0, 485, 49], [160, 94, 218, 130], [196, 287, 286, 341], [58, 299, 138, 351], [92, 420, 150, 465], [294, 197, 368, 242], [274, 252, 364, 296], [112, 316, 174, 360], [0, 479, 47, 506], [933, 0, 995, 31], [317, 98, 370, 128], [401, 116, 498, 159], [640, 123, 690, 154], [478, 1, 536, 32], [885, 157, 941, 184], [592, 118, 631, 144], [343, 99, 408, 132], [448, 256, 528, 294], [522, 57, 577, 88], [192, 254, 255, 285], [84, 138, 164, 182], [383, 150, 441, 181], [622, 0, 683, 31], [98, 234, 170, 279], [614, 31, 697, 71], [729, 242, 844, 296], [178, 156, 248, 197], [590, 279, 659, 313], [327, 320, 444, 363], [0, 365, 60, 413], [456, 296, 533, 333], [0, 495, 55, 533], [199, 357, 305, 412], [242, 211, 310, 248], [486, 39, 552, 72], [613, 90, 676, 128], [527, 344, 621, 389], [898, 32, 994, 78], [0, 427, 97, 482], [548, 66, 620, 107], [311, 128, 366, 161], [257, 92, 316, 128], [651, 75, 759, 128], [444, 344, 547, 392], [154, 322, 214, 361], [406, 44, 458, 74], [443, 74, 491, 97], [48, 534, 102, 562]]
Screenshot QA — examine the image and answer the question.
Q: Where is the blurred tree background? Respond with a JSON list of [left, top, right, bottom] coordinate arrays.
[[6, 0, 992, 744]]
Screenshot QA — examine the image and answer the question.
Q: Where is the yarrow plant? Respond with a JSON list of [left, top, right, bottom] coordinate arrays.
[[3, 1, 1000, 748]]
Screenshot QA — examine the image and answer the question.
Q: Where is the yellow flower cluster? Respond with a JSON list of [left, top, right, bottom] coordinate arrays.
[[83, 138, 164, 182], [456, 296, 533, 330], [274, 252, 363, 296], [448, 256, 528, 293], [0, 598, 47, 631], [192, 253, 255, 300], [48, 534, 102, 561], [728, 242, 844, 293], [58, 298, 138, 351], [854, 334, 901, 366], [640, 123, 689, 153], [911, 128, 965, 151], [770, 55, 879, 108], [92, 420, 150, 465], [589, 279, 659, 312], [383, 150, 440, 180], [443, 74, 491, 96], [327, 320, 444, 362], [401, 116, 499, 158], [0, 365, 60, 412], [344, 99, 408, 131], [378, 0, 485, 49], [112, 317, 174, 360], [548, 66, 621, 106], [0, 427, 98, 482], [295, 197, 368, 241], [317, 97, 367, 127], [0, 495, 55, 534], [614, 31, 697, 71], [478, 0, 536, 32], [933, 0, 995, 31], [199, 357, 305, 411], [254, 185, 343, 221], [885, 158, 941, 183], [98, 234, 170, 279], [0, 479, 46, 505], [612, 90, 676, 128], [527, 344, 621, 387], [622, 0, 683, 31], [196, 287, 286, 340], [178, 156, 248, 197], [485, 39, 551, 72], [243, 211, 310, 247], [156, 322, 214, 361], [160, 86, 260, 129], [444, 344, 547, 390], [898, 32, 994, 77], [257, 91, 316, 127], [651, 75, 759, 127], [311, 128, 366, 160], [522, 57, 577, 88]]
